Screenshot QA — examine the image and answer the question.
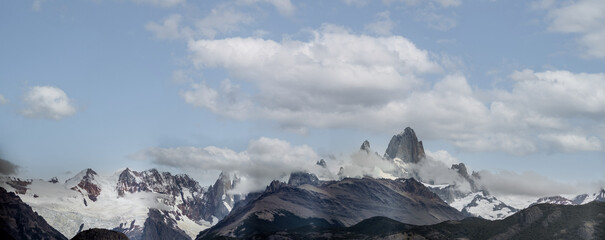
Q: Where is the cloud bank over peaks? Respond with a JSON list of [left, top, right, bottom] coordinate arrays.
[[182, 27, 605, 154], [165, 19, 605, 155], [135, 136, 602, 198], [134, 137, 321, 193]]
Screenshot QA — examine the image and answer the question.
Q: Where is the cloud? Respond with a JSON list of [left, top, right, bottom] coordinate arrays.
[[383, 0, 461, 31], [477, 170, 604, 197], [364, 11, 395, 36], [182, 24, 604, 154], [539, 133, 602, 152], [388, 0, 461, 8], [130, 0, 185, 8], [134, 137, 319, 193], [0, 158, 19, 175], [540, 0, 605, 58], [185, 25, 440, 131], [196, 7, 254, 39], [146, 14, 193, 40], [425, 149, 460, 166], [146, 6, 253, 40], [342, 0, 369, 7], [505, 70, 605, 119], [32, 0, 45, 11], [416, 9, 458, 31], [0, 94, 7, 105], [21, 86, 77, 120], [180, 79, 253, 120], [238, 0, 295, 16]]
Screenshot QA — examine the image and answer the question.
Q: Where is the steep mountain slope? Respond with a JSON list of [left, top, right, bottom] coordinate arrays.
[[0, 168, 239, 239], [196, 173, 465, 239], [0, 187, 67, 240], [233, 201, 605, 240]]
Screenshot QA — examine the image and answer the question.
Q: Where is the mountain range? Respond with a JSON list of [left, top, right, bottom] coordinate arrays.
[[1, 127, 603, 239], [0, 168, 240, 239]]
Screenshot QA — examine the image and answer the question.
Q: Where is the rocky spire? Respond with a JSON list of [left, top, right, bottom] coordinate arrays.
[[360, 140, 371, 153], [316, 159, 327, 168], [384, 127, 426, 163], [451, 163, 481, 192]]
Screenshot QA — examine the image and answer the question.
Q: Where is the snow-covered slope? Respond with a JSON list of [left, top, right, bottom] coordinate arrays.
[[450, 191, 517, 220], [0, 168, 239, 239]]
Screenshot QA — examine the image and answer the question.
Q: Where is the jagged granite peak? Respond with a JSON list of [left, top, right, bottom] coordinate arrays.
[[451, 163, 469, 178], [202, 171, 238, 221], [384, 127, 426, 163], [265, 180, 287, 193], [0, 187, 67, 240], [360, 140, 371, 153], [287, 172, 320, 187], [450, 163, 481, 192], [116, 168, 203, 197], [316, 159, 327, 168]]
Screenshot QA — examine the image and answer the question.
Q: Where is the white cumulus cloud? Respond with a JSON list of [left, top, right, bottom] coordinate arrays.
[[21, 86, 77, 120], [541, 0, 605, 58], [181, 24, 604, 154]]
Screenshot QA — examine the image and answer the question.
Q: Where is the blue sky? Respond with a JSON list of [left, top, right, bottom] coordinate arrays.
[[1, 0, 604, 196]]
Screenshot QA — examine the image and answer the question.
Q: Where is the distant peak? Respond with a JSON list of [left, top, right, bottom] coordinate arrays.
[[360, 140, 371, 153], [218, 171, 231, 180], [451, 163, 468, 177], [403, 127, 414, 135], [84, 168, 97, 175], [316, 159, 327, 168], [384, 127, 425, 163]]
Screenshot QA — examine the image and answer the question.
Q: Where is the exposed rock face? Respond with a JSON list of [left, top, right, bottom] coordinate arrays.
[[71, 228, 128, 240], [202, 172, 238, 221], [451, 163, 480, 192], [197, 177, 464, 239], [49, 177, 59, 184], [265, 180, 286, 193], [316, 159, 327, 168], [115, 168, 214, 223], [0, 187, 67, 240], [116, 168, 202, 198], [141, 209, 190, 240], [384, 127, 425, 163], [360, 140, 371, 153], [5, 178, 31, 195], [287, 172, 320, 187]]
